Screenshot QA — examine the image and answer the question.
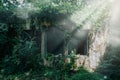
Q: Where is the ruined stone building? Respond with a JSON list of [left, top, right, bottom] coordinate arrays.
[[24, 22, 108, 71]]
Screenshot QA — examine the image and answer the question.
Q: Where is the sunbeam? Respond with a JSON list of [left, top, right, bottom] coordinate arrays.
[[108, 0, 120, 46]]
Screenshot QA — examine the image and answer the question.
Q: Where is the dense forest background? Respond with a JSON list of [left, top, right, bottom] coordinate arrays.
[[0, 0, 120, 80]]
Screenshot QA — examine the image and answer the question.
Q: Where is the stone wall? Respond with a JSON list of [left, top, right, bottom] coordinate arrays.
[[88, 27, 108, 70], [76, 26, 108, 71]]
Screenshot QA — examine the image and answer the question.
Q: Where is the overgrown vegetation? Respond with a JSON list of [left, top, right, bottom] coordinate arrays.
[[96, 46, 120, 80], [0, 0, 115, 80], [0, 50, 107, 80]]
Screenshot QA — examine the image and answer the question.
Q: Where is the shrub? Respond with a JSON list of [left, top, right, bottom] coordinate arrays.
[[0, 39, 41, 74], [96, 46, 120, 80], [71, 68, 109, 80]]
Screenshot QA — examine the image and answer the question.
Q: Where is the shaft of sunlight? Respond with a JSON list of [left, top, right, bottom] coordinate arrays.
[[70, 0, 109, 30]]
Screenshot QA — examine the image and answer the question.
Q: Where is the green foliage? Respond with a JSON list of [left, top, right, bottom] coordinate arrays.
[[0, 23, 8, 45], [30, 0, 82, 13], [27, 0, 85, 29], [0, 23, 8, 32], [71, 69, 108, 80], [0, 0, 3, 10], [0, 0, 111, 80], [0, 11, 25, 61], [0, 39, 40, 74], [96, 46, 120, 80], [0, 48, 107, 80], [2, 0, 18, 10], [88, 4, 110, 30]]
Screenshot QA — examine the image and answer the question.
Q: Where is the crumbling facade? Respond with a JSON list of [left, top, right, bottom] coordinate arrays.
[[76, 26, 108, 71]]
